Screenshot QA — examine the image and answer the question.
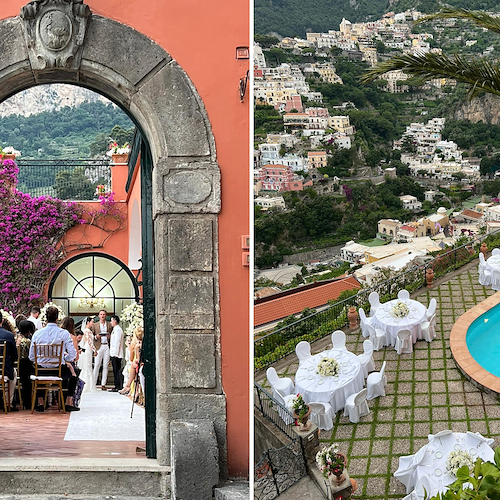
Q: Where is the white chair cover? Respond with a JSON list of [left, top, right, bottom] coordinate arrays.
[[395, 329, 413, 355], [466, 430, 495, 446], [492, 269, 500, 291], [426, 298, 436, 321], [427, 429, 452, 441], [295, 341, 311, 366], [344, 387, 370, 423], [398, 290, 410, 300], [266, 367, 294, 398], [366, 361, 387, 400], [420, 314, 436, 342], [357, 339, 375, 378], [479, 267, 492, 286], [331, 330, 347, 350], [368, 291, 380, 317], [359, 308, 372, 337], [492, 248, 500, 256], [479, 252, 486, 265], [395, 444, 429, 493], [274, 390, 295, 425], [366, 323, 386, 351], [308, 401, 334, 431]]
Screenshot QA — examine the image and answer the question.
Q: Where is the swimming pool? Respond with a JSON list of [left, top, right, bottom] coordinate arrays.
[[466, 302, 500, 377]]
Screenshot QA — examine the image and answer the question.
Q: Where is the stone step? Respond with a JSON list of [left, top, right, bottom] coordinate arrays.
[[0, 458, 171, 498], [214, 481, 250, 500]]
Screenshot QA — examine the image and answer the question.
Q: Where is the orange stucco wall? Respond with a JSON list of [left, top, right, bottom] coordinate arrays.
[[2, 0, 249, 477]]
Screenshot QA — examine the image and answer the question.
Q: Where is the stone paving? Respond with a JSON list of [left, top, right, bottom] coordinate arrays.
[[257, 265, 500, 500]]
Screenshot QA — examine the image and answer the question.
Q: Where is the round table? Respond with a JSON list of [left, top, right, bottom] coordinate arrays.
[[371, 298, 427, 346], [486, 255, 500, 272], [395, 431, 494, 499], [294, 349, 364, 414]]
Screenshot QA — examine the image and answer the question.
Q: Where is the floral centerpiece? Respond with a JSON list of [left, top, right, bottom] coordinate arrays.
[[95, 184, 107, 197], [446, 450, 473, 477], [40, 302, 66, 326], [316, 443, 346, 485], [317, 357, 340, 376], [391, 301, 410, 318], [0, 309, 16, 331], [106, 142, 130, 157], [0, 146, 21, 158], [291, 393, 311, 431], [121, 302, 143, 336]]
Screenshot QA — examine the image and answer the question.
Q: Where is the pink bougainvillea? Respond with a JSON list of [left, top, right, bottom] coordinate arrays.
[[0, 159, 84, 313]]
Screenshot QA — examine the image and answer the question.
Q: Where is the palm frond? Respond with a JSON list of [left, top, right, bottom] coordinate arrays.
[[418, 8, 500, 36], [360, 52, 500, 98]]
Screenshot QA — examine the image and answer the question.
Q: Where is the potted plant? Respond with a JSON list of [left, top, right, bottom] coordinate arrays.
[[291, 393, 311, 431], [316, 443, 347, 487], [0, 146, 21, 160], [107, 142, 130, 164]]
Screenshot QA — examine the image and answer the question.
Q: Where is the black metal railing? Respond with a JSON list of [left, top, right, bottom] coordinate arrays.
[[254, 439, 307, 500], [254, 382, 297, 440], [254, 228, 500, 372], [16, 158, 111, 200]]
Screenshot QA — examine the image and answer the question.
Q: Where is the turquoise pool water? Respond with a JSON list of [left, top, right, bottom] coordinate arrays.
[[467, 302, 500, 377]]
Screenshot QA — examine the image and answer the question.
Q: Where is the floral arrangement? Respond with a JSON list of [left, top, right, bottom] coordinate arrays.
[[39, 302, 66, 326], [107, 142, 130, 157], [121, 302, 143, 336], [391, 301, 410, 318], [315, 443, 345, 478], [95, 184, 107, 196], [446, 450, 473, 477], [317, 357, 340, 376], [291, 393, 309, 419], [0, 309, 16, 331], [0, 146, 21, 157]]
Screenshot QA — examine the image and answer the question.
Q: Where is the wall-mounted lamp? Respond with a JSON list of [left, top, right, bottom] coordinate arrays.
[[236, 46, 249, 59], [241, 235, 250, 267]]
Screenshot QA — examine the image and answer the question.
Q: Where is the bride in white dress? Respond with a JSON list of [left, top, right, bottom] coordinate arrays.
[[78, 317, 97, 393]]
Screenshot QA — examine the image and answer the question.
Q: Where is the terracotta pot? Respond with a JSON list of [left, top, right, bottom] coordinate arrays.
[[351, 478, 358, 492], [481, 243, 488, 257], [1, 153, 16, 161], [425, 267, 434, 288], [347, 307, 358, 329], [293, 407, 311, 431], [111, 153, 129, 164]]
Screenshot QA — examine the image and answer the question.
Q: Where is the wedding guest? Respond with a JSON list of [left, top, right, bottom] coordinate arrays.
[[1, 317, 14, 333], [109, 315, 124, 392], [28, 307, 42, 331], [119, 327, 143, 396], [91, 309, 112, 391], [0, 319, 18, 411], [15, 314, 26, 330], [29, 306, 80, 412], [16, 320, 35, 409], [61, 317, 79, 362]]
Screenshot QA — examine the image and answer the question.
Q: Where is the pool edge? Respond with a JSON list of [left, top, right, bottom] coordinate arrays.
[[450, 290, 500, 396]]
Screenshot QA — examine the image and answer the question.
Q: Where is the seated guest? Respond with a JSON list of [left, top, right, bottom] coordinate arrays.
[[27, 306, 42, 331], [28, 306, 80, 412], [15, 314, 26, 331], [119, 327, 143, 396], [0, 319, 18, 411], [17, 320, 35, 409], [60, 317, 79, 363]]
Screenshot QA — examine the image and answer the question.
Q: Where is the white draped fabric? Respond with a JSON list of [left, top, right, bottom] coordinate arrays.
[[486, 255, 500, 290], [371, 299, 427, 346], [396, 432, 494, 500], [294, 349, 364, 414]]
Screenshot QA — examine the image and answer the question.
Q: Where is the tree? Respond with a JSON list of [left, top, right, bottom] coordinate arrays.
[[362, 9, 500, 99], [54, 167, 94, 200]]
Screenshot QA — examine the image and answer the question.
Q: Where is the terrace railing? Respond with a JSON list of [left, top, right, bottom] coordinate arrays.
[[16, 158, 111, 200], [254, 229, 500, 372]]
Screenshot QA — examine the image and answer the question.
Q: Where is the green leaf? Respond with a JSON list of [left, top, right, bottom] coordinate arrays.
[[474, 458, 482, 479], [482, 461, 500, 478], [457, 466, 472, 481], [478, 474, 498, 493], [495, 447, 500, 468]]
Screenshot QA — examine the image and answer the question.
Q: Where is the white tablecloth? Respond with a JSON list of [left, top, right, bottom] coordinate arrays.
[[395, 431, 495, 499], [294, 349, 364, 414], [486, 255, 500, 272], [371, 299, 427, 346]]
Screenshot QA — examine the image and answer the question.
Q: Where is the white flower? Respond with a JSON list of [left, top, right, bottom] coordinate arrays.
[[317, 357, 340, 376], [2, 146, 21, 157], [120, 302, 143, 335], [446, 450, 473, 476], [391, 301, 410, 318], [0, 309, 16, 331], [39, 302, 66, 326]]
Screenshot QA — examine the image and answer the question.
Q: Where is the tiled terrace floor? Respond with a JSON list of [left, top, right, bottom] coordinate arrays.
[[256, 265, 500, 500]]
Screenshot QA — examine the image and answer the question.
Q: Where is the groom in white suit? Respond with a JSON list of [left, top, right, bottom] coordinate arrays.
[[91, 309, 112, 391]]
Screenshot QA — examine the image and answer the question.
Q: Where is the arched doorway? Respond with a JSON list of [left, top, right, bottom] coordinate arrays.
[[0, 1, 223, 471], [48, 253, 140, 323]]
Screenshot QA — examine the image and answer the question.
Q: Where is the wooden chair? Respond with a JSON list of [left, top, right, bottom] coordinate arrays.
[[30, 343, 65, 414], [0, 341, 11, 413], [15, 345, 23, 409]]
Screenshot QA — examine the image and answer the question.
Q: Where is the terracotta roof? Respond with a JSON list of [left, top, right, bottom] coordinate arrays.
[[461, 209, 482, 220], [254, 276, 361, 327], [400, 225, 416, 232]]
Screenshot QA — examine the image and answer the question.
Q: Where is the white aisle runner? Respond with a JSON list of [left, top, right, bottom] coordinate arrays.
[[64, 391, 146, 441]]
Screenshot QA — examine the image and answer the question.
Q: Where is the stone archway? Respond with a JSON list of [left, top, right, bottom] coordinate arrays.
[[0, 0, 225, 478]]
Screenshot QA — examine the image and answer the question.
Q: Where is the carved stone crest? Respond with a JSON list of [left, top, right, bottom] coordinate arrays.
[[20, 0, 91, 70]]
